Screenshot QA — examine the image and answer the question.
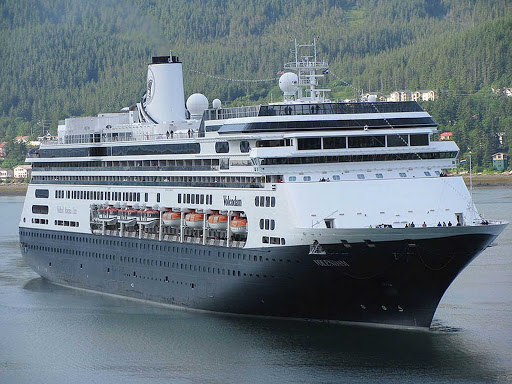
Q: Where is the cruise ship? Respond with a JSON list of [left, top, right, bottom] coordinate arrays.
[[19, 42, 507, 328]]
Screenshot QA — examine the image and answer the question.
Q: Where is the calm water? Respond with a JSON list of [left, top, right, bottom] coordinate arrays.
[[1, 190, 511, 384]]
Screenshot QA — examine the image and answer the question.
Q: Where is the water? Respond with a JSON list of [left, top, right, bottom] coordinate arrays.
[[1, 190, 511, 384]]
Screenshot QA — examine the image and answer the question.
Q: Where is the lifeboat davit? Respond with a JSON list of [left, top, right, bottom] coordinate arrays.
[[161, 211, 181, 227], [230, 217, 247, 234], [184, 212, 204, 228], [207, 214, 228, 230]]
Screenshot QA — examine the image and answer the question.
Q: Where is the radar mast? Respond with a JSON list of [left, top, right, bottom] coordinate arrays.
[[282, 38, 331, 103]]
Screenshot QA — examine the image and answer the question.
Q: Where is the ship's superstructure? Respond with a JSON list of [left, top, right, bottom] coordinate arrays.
[[19, 42, 507, 328]]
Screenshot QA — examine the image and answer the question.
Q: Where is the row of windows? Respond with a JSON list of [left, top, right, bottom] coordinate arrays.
[[33, 175, 264, 188], [53, 189, 159, 203], [26, 242, 289, 281], [257, 101, 424, 117], [31, 218, 48, 224], [177, 193, 213, 205], [259, 219, 276, 230], [262, 236, 285, 245], [289, 170, 440, 182], [254, 196, 276, 207], [34, 158, 224, 170], [20, 230, 297, 264], [39, 143, 201, 158], [55, 220, 79, 227], [297, 134, 428, 150], [259, 151, 457, 166], [220, 117, 435, 134]]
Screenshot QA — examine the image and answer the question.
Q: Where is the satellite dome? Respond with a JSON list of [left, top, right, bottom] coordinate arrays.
[[186, 93, 209, 116], [212, 98, 222, 109], [367, 94, 378, 102], [279, 72, 299, 95]]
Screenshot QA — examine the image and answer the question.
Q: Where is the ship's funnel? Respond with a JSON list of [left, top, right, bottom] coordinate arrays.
[[143, 55, 186, 123]]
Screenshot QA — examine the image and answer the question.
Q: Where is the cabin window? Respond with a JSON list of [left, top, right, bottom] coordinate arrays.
[[298, 138, 321, 150], [240, 141, 250, 153], [271, 197, 276, 207], [357, 174, 365, 180], [215, 141, 229, 153], [333, 175, 341, 180], [376, 173, 384, 178], [303, 176, 311, 181], [288, 176, 296, 181], [424, 171, 431, 176], [399, 172, 407, 177], [260, 219, 264, 229]]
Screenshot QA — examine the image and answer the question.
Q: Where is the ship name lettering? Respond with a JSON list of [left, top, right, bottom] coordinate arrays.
[[223, 195, 242, 206], [313, 259, 350, 267], [56, 205, 77, 215]]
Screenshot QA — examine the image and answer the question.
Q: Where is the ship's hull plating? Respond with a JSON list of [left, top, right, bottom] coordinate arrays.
[[19, 226, 503, 328]]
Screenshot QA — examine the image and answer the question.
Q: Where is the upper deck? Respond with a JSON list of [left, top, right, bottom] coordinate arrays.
[[202, 101, 426, 121]]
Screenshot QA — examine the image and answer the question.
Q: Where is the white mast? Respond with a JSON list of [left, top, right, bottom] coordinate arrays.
[[282, 39, 330, 103]]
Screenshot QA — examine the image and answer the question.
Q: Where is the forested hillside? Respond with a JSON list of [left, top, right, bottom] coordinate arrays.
[[0, 0, 511, 169]]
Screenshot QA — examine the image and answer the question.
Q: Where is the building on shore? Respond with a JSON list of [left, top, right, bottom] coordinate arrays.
[[492, 152, 509, 171], [13, 164, 32, 179], [0, 168, 14, 179]]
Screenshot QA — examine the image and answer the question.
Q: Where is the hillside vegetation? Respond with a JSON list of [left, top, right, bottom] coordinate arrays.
[[0, 0, 511, 169]]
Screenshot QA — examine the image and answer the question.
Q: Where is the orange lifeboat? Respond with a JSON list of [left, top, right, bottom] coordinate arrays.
[[162, 211, 181, 227], [230, 217, 247, 234], [184, 212, 204, 228], [207, 213, 228, 230]]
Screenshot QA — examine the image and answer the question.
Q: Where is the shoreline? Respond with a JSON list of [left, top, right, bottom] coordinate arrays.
[[0, 174, 510, 197]]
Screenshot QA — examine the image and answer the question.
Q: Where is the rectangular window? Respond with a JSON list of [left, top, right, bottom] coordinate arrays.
[[32, 205, 49, 214], [178, 194, 181, 203], [298, 138, 322, 150], [35, 189, 49, 198], [348, 136, 385, 148], [410, 134, 429, 146], [157, 193, 160, 203], [387, 134, 409, 147], [323, 137, 346, 149]]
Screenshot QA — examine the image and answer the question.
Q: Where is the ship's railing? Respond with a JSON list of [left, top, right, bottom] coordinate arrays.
[[284, 61, 329, 69], [203, 105, 260, 121], [39, 129, 201, 147]]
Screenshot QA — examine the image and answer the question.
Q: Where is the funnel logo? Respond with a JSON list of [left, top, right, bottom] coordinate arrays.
[[146, 69, 155, 104]]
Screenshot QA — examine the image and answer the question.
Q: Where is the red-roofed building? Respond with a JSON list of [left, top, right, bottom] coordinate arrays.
[[440, 132, 453, 141]]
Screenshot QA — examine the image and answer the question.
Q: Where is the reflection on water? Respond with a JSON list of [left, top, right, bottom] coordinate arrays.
[[1, 192, 512, 384]]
